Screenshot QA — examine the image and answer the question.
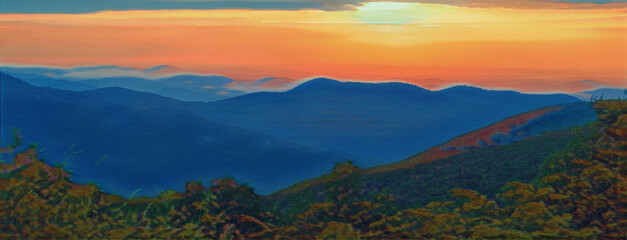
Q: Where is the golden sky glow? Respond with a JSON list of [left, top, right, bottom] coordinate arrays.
[[1, 1, 626, 92]]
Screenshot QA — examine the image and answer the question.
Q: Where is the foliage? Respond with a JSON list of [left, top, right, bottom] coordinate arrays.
[[367, 129, 577, 208], [0, 127, 22, 153], [272, 126, 577, 215], [0, 151, 274, 239]]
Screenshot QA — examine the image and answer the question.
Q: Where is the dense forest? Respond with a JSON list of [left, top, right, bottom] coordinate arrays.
[[1, 100, 625, 239]]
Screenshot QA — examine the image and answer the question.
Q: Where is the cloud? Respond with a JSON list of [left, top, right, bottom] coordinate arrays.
[[393, 0, 627, 9], [0, 0, 322, 14], [124, 0, 627, 10], [1, 0, 625, 13], [38, 65, 185, 80], [226, 77, 301, 92]]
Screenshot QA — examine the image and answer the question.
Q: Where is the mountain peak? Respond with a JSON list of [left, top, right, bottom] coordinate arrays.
[[439, 85, 487, 92], [289, 78, 431, 95], [296, 77, 341, 87], [144, 65, 181, 74], [287, 78, 345, 93], [437, 85, 525, 97]]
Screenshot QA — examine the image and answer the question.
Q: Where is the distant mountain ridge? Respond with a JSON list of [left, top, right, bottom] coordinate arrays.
[[205, 78, 582, 166], [3, 65, 624, 102], [77, 77, 584, 166], [0, 66, 245, 102], [79, 74, 244, 102], [0, 73, 346, 197]]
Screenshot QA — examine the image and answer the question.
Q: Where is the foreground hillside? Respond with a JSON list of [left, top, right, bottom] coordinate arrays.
[[1, 100, 625, 239]]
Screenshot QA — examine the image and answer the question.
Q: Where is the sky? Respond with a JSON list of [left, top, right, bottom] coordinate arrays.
[[1, 0, 626, 92]]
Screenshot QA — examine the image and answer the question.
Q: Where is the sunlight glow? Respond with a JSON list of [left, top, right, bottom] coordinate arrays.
[[354, 2, 422, 24]]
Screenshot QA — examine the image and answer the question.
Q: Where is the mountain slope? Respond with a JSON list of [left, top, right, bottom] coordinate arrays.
[[0, 68, 99, 91], [266, 103, 597, 208], [0, 73, 345, 197], [205, 78, 582, 166], [11, 75, 98, 91], [366, 102, 596, 174]]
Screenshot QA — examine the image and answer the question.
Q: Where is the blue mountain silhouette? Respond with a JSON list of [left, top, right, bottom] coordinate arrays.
[[0, 73, 345, 197], [205, 78, 582, 165]]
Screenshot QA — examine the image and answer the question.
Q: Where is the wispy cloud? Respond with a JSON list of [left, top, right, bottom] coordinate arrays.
[[1, 0, 626, 13]]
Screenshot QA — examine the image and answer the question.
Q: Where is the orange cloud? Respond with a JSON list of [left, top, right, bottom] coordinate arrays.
[[375, 0, 627, 9]]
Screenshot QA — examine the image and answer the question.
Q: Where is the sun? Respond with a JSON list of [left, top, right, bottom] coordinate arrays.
[[353, 2, 419, 24]]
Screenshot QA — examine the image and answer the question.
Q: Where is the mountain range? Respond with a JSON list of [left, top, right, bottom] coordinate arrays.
[[0, 66, 245, 102], [204, 78, 583, 165], [0, 72, 593, 197], [0, 73, 345, 196], [3, 65, 624, 103]]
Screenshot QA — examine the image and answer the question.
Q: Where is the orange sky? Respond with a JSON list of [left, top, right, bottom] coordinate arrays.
[[1, 2, 626, 92]]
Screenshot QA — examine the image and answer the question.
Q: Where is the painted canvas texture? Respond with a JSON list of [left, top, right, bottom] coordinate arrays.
[[0, 0, 626, 239]]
